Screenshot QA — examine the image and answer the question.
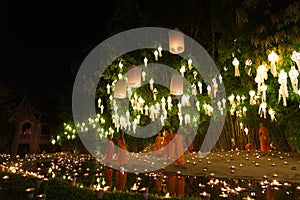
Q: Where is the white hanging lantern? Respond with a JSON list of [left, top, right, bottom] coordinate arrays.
[[268, 51, 279, 77], [289, 65, 299, 93], [291, 50, 300, 70], [127, 65, 142, 88], [278, 70, 288, 106], [232, 57, 240, 77], [113, 80, 127, 99], [170, 74, 183, 95], [168, 28, 184, 54]]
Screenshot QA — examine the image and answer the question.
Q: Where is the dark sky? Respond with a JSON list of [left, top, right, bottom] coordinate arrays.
[[1, 1, 115, 99]]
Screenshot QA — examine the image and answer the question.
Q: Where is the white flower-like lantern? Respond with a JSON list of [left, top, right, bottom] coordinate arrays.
[[278, 70, 288, 106], [289, 65, 299, 93], [268, 51, 279, 77], [291, 50, 300, 70]]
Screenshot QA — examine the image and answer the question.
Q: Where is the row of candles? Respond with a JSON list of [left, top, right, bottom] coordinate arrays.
[[1, 150, 300, 199]]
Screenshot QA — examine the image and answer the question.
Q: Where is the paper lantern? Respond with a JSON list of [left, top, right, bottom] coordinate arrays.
[[127, 65, 142, 88], [168, 28, 184, 54], [114, 80, 127, 99], [170, 74, 183, 95]]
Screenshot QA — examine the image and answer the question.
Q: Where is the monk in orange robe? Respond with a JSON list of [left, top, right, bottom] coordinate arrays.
[[116, 170, 127, 191], [105, 134, 114, 188], [187, 134, 194, 152], [168, 130, 176, 160], [106, 134, 114, 163], [258, 122, 271, 154], [155, 132, 163, 156], [166, 175, 176, 196], [117, 132, 128, 168], [164, 130, 172, 159], [174, 132, 185, 168], [176, 176, 185, 198]]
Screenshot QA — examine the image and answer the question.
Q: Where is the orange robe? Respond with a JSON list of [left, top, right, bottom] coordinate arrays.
[[117, 138, 128, 165], [167, 175, 176, 196], [155, 136, 163, 155], [259, 126, 271, 152], [106, 140, 114, 163], [105, 167, 113, 188], [164, 133, 172, 157], [187, 136, 194, 152], [245, 143, 253, 151], [116, 171, 127, 191], [176, 176, 185, 198], [175, 134, 184, 164]]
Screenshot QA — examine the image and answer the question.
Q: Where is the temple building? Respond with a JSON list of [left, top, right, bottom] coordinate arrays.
[[8, 96, 59, 154]]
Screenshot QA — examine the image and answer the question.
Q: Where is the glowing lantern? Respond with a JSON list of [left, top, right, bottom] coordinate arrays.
[[268, 51, 279, 77], [278, 70, 288, 106], [113, 80, 127, 99], [232, 57, 240, 77], [289, 65, 299, 93], [168, 28, 184, 54], [170, 74, 183, 95], [291, 50, 300, 70], [127, 65, 142, 88]]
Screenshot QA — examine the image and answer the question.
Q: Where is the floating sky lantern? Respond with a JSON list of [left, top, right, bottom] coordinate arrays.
[[170, 74, 183, 95], [113, 80, 127, 99], [168, 28, 184, 54], [127, 65, 142, 88]]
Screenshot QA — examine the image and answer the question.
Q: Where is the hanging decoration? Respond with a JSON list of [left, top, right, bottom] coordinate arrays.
[[255, 64, 268, 95], [268, 109, 277, 122], [232, 57, 240, 77], [289, 65, 299, 93], [268, 51, 279, 77], [168, 28, 185, 54], [291, 50, 300, 70], [144, 57, 148, 67], [278, 70, 288, 106], [245, 59, 252, 76], [258, 102, 267, 119]]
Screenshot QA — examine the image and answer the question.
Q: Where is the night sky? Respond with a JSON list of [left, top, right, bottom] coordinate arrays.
[[1, 1, 115, 99]]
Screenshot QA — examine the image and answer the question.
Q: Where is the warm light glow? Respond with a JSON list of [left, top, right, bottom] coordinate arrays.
[[168, 28, 184, 54], [170, 74, 183, 95], [127, 65, 142, 88], [114, 80, 127, 98]]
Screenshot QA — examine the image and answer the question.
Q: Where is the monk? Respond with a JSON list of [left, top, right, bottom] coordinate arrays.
[[155, 132, 163, 156], [117, 131, 128, 168], [168, 129, 176, 160], [186, 133, 194, 152], [164, 130, 172, 159], [106, 134, 114, 163], [174, 131, 185, 168], [258, 122, 271, 155], [105, 134, 114, 188]]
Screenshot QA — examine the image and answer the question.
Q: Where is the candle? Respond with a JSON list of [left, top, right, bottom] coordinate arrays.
[[200, 191, 211, 199]]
